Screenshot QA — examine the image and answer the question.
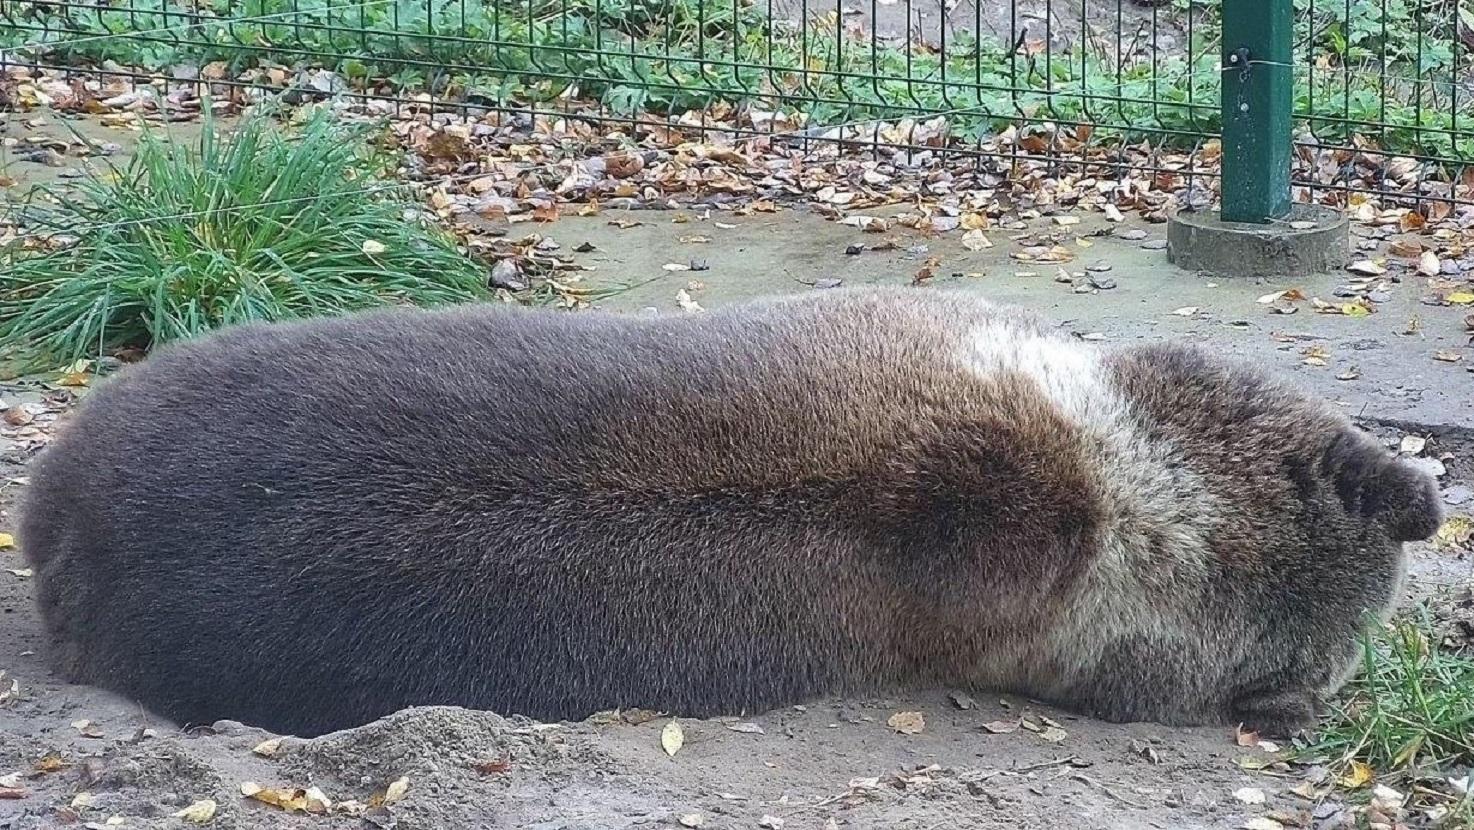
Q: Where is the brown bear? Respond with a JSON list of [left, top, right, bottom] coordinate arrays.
[[19, 287, 1441, 738]]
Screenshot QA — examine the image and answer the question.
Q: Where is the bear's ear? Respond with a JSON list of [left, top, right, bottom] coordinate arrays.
[[1367, 458, 1444, 542], [1326, 432, 1443, 543]]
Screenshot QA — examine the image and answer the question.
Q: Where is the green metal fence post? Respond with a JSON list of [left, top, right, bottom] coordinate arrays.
[[1220, 0, 1293, 223]]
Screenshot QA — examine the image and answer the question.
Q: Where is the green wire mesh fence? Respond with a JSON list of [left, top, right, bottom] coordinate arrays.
[[1, 0, 1471, 207]]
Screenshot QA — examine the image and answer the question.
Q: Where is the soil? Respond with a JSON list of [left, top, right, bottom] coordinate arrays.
[[1, 345, 1472, 830]]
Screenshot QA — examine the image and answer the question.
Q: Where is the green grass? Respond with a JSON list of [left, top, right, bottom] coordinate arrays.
[[0, 108, 490, 367], [1305, 607, 1474, 783]]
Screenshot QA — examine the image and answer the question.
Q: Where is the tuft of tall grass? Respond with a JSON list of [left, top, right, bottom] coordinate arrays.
[[0, 108, 489, 368], [1306, 607, 1474, 778]]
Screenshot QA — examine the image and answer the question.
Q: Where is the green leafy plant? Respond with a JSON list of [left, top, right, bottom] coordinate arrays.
[[0, 107, 490, 367]]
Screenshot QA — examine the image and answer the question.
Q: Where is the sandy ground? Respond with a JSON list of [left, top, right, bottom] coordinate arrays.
[[3, 111, 1474, 830]]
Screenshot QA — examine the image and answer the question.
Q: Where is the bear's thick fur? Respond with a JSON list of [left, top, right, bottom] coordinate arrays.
[[20, 287, 1441, 737]]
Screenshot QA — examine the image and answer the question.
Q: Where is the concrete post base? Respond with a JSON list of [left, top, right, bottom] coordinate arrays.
[[1166, 204, 1348, 278]]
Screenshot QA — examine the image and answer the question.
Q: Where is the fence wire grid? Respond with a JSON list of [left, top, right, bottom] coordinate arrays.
[[1, 0, 1472, 207]]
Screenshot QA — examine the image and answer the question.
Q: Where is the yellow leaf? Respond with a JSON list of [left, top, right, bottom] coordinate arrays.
[[1446, 292, 1474, 305], [382, 777, 409, 806], [886, 711, 925, 735], [173, 799, 218, 824], [1342, 303, 1371, 318], [0, 533, 13, 549], [1435, 515, 1473, 550], [57, 359, 93, 388], [240, 782, 330, 813], [1337, 760, 1374, 789], [661, 719, 685, 757]]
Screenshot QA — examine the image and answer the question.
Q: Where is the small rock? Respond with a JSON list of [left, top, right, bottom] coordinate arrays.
[[1368, 290, 1392, 303], [1140, 239, 1168, 250], [1119, 229, 1148, 241], [1089, 275, 1117, 290], [1405, 456, 1447, 478], [1234, 787, 1267, 805]]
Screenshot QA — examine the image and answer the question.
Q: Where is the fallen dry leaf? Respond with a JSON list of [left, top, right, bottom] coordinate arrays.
[[1257, 288, 1306, 304], [981, 720, 1021, 734], [382, 777, 409, 806], [1435, 516, 1473, 550], [1433, 350, 1464, 363], [1234, 787, 1267, 805], [57, 359, 92, 387], [726, 722, 764, 734], [1400, 435, 1427, 455], [1346, 259, 1386, 276], [1337, 760, 1374, 789], [675, 289, 704, 313], [661, 719, 685, 756], [961, 229, 992, 251], [0, 788, 24, 800], [173, 799, 217, 824], [1038, 726, 1067, 743], [886, 711, 925, 735], [1336, 367, 1360, 381], [251, 738, 283, 758], [240, 782, 332, 814], [1389, 239, 1423, 258], [360, 240, 387, 256], [1446, 292, 1474, 305], [70, 719, 103, 738], [6, 568, 33, 579], [34, 755, 63, 774], [473, 758, 512, 775], [1172, 306, 1200, 317], [1417, 250, 1442, 276], [0, 533, 13, 549]]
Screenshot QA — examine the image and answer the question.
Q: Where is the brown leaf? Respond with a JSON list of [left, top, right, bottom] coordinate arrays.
[[531, 205, 560, 223], [473, 759, 511, 775], [1388, 239, 1423, 258], [1432, 350, 1464, 363], [886, 711, 925, 734]]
